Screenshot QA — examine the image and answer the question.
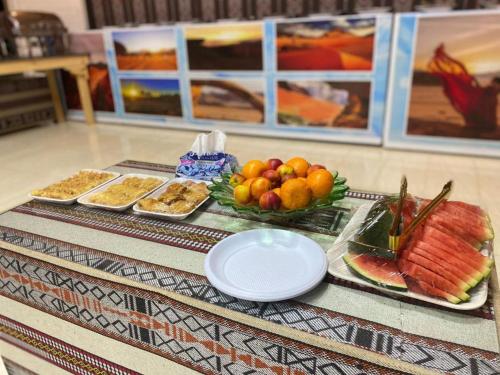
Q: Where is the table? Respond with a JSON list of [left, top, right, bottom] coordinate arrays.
[[0, 160, 498, 375], [0, 55, 95, 125]]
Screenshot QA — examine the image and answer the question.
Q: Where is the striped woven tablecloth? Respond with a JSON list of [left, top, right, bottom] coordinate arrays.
[[0, 160, 499, 375]]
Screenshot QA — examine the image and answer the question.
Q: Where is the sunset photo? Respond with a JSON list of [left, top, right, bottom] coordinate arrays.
[[408, 13, 500, 139], [276, 17, 375, 71], [277, 80, 370, 128], [120, 78, 182, 116], [190, 79, 264, 123], [63, 33, 115, 112], [112, 29, 177, 71], [185, 23, 263, 70]]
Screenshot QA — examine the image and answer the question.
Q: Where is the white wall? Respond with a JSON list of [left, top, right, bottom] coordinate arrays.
[[7, 0, 88, 32]]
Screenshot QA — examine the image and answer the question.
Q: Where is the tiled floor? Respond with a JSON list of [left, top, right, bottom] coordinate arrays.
[[1, 121, 498, 277]]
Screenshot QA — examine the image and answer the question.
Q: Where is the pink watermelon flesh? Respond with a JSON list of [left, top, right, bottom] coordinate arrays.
[[424, 226, 482, 256], [440, 203, 490, 227], [410, 243, 479, 287], [407, 277, 461, 304], [447, 201, 486, 217], [427, 216, 481, 248], [343, 253, 407, 291], [398, 259, 469, 301], [402, 251, 470, 290], [433, 211, 493, 242], [416, 239, 486, 280]]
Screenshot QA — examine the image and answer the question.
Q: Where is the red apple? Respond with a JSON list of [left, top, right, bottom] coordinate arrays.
[[266, 158, 283, 171], [307, 164, 326, 176], [259, 191, 281, 210], [281, 173, 297, 184], [262, 169, 281, 187]]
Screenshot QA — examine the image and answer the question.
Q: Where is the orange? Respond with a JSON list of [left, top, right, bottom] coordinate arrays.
[[234, 185, 251, 204], [286, 157, 310, 178], [298, 177, 307, 184], [306, 169, 334, 199], [250, 177, 272, 200], [272, 187, 281, 198], [241, 160, 267, 179], [242, 177, 256, 188], [280, 178, 312, 210]]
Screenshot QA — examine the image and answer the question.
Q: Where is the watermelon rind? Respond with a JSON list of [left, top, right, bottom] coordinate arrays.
[[343, 253, 407, 291]]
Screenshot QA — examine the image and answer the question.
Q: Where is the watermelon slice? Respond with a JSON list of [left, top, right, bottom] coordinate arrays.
[[447, 201, 487, 217], [440, 204, 490, 228], [427, 216, 481, 248], [343, 253, 407, 291], [417, 238, 491, 282], [410, 244, 480, 287], [432, 211, 493, 242], [398, 259, 470, 301], [424, 226, 482, 256], [402, 251, 471, 291], [407, 277, 461, 304]]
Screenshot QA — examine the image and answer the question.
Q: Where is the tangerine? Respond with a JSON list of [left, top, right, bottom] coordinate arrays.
[[280, 178, 312, 210], [241, 160, 267, 179], [286, 157, 310, 178], [306, 169, 334, 199], [250, 177, 272, 200]]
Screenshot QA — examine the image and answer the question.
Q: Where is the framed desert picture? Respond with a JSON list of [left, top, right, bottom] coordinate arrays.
[[120, 78, 182, 117], [184, 22, 263, 71], [276, 17, 375, 71], [112, 28, 177, 71], [277, 80, 371, 129], [190, 78, 264, 124], [385, 10, 500, 156], [62, 32, 115, 112]]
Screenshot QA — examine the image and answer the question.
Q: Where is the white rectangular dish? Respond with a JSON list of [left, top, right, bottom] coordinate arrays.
[[327, 202, 491, 311], [29, 169, 121, 205], [133, 178, 212, 221], [77, 173, 169, 212]]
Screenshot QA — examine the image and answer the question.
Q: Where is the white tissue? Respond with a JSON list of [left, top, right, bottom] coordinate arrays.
[[190, 130, 227, 155]]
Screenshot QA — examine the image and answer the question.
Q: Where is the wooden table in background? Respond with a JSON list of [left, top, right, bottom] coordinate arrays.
[[0, 55, 95, 125]]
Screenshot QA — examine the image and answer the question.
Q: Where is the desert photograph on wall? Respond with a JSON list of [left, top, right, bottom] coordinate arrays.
[[277, 80, 370, 128], [120, 78, 182, 116], [276, 17, 375, 71], [185, 23, 263, 70], [190, 79, 264, 123], [408, 13, 500, 140], [112, 29, 177, 71], [62, 33, 115, 112]]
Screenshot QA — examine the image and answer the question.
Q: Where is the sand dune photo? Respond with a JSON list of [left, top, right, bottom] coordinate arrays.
[[191, 79, 264, 123], [277, 80, 370, 128], [63, 33, 114, 112], [112, 29, 177, 71], [408, 14, 500, 140], [121, 78, 182, 117], [186, 24, 262, 71], [276, 18, 375, 71]]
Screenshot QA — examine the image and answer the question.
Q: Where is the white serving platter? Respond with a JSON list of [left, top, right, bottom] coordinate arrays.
[[327, 202, 490, 311], [29, 169, 121, 205], [205, 229, 328, 302], [132, 178, 212, 221], [77, 173, 168, 212]]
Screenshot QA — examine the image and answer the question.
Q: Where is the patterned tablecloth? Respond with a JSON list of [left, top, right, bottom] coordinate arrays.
[[0, 160, 499, 375]]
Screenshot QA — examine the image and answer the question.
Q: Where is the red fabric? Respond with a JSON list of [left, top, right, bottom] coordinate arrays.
[[428, 44, 497, 130]]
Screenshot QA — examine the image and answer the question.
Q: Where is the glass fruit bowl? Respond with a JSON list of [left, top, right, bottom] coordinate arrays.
[[209, 172, 349, 221]]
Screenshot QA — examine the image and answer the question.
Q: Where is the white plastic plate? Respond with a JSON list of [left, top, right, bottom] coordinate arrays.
[[77, 173, 168, 211], [132, 178, 212, 221], [327, 202, 490, 310], [29, 169, 121, 205], [205, 229, 328, 302]]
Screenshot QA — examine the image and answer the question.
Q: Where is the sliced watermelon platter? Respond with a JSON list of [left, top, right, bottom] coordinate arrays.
[[327, 199, 495, 310]]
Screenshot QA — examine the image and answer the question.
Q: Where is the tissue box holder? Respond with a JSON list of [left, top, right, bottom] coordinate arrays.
[[175, 151, 238, 181]]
